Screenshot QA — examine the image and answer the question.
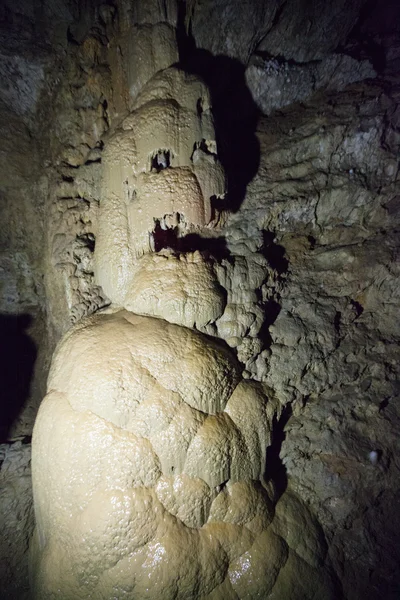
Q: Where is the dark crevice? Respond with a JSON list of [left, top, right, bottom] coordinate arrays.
[[84, 156, 102, 165], [258, 231, 289, 350], [350, 299, 364, 318], [152, 221, 231, 261], [192, 139, 217, 158], [61, 162, 81, 169], [76, 233, 95, 252], [0, 314, 37, 443], [258, 299, 282, 350], [261, 231, 289, 275], [176, 0, 260, 213], [253, 51, 321, 69], [265, 403, 292, 499], [264, 0, 288, 39], [379, 398, 389, 412], [216, 480, 229, 493], [308, 234, 316, 249], [334, 311, 341, 335], [66, 26, 80, 45], [151, 150, 171, 172]]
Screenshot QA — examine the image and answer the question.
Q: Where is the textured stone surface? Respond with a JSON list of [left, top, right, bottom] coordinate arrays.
[[246, 54, 376, 115], [0, 441, 33, 600], [31, 18, 337, 597], [1, 0, 399, 597], [187, 0, 282, 63], [234, 80, 400, 598], [123, 251, 226, 329], [95, 66, 226, 312], [188, 0, 366, 63], [31, 311, 334, 599], [254, 0, 367, 63]]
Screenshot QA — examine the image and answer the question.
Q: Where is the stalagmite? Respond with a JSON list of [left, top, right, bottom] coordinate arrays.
[[30, 4, 337, 598]]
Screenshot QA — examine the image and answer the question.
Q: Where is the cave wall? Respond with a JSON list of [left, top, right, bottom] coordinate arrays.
[[0, 0, 399, 598]]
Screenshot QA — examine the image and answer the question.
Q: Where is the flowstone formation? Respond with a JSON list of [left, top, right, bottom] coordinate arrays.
[[30, 35, 336, 600]]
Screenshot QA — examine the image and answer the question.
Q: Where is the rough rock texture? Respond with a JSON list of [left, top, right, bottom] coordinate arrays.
[[0, 441, 33, 600], [31, 311, 336, 599], [43, 36, 112, 347], [1, 0, 400, 597], [95, 66, 226, 312], [188, 0, 367, 63], [31, 51, 339, 597], [232, 78, 400, 599], [0, 2, 112, 594], [245, 54, 376, 116]]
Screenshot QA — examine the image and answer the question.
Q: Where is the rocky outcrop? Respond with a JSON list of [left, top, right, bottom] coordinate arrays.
[[31, 310, 338, 599], [187, 0, 366, 63], [236, 80, 400, 599], [30, 11, 341, 596], [245, 54, 376, 115], [0, 441, 33, 600], [1, 0, 399, 598]]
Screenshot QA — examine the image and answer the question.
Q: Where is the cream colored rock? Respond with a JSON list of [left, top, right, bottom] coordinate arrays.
[[127, 23, 179, 99], [48, 311, 240, 420], [31, 309, 288, 599], [95, 67, 226, 326], [155, 475, 212, 528], [228, 529, 288, 599], [124, 251, 225, 328], [225, 381, 274, 480], [31, 306, 333, 599], [270, 490, 327, 567], [31, 45, 334, 600]]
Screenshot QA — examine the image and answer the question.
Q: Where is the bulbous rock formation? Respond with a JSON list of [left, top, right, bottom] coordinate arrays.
[[95, 67, 226, 329], [31, 66, 336, 599], [31, 311, 333, 599]]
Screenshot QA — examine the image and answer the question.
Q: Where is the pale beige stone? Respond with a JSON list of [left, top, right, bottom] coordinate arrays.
[[95, 67, 226, 325], [127, 23, 179, 99], [124, 251, 225, 328], [228, 529, 289, 599], [31, 309, 290, 599], [30, 55, 331, 600], [155, 475, 212, 528]]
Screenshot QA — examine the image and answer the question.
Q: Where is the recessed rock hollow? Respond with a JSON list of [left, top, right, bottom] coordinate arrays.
[[1, 0, 399, 599]]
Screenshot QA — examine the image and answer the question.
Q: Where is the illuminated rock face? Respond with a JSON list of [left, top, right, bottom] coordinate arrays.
[[95, 67, 226, 329], [31, 67, 333, 599], [31, 311, 331, 599]]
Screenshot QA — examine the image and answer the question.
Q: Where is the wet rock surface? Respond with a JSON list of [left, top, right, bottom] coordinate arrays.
[[0, 0, 399, 597]]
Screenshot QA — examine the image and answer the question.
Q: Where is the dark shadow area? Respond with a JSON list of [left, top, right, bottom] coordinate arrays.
[[0, 314, 36, 442], [258, 299, 281, 350], [176, 2, 261, 213], [257, 230, 288, 348], [307, 234, 316, 250], [333, 310, 341, 336], [265, 403, 292, 498], [261, 231, 289, 275], [350, 298, 364, 318], [153, 220, 232, 261], [340, 0, 400, 74]]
